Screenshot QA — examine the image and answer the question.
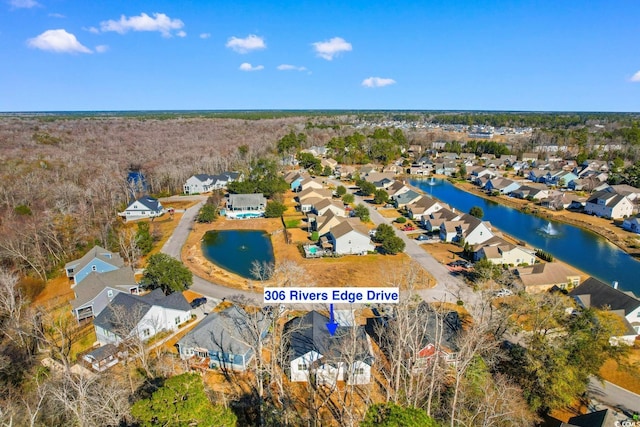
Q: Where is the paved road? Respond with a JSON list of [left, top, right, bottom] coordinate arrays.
[[588, 377, 640, 414], [328, 179, 482, 312], [160, 196, 261, 304]]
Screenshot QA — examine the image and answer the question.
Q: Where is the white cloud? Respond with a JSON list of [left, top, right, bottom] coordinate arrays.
[[27, 29, 92, 54], [631, 70, 640, 83], [277, 64, 307, 71], [199, 33, 211, 39], [85, 26, 100, 34], [239, 62, 264, 72], [176, 30, 187, 38], [9, 0, 40, 8], [49, 13, 66, 18], [312, 37, 352, 60], [226, 34, 266, 53], [95, 44, 109, 53], [100, 12, 184, 37], [362, 77, 396, 88]]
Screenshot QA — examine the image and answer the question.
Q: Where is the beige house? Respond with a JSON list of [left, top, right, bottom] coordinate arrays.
[[515, 262, 581, 293], [477, 242, 536, 266]]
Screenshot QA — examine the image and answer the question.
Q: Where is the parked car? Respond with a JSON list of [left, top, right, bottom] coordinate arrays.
[[416, 234, 429, 241], [190, 297, 207, 308], [402, 225, 416, 231], [493, 288, 513, 298]]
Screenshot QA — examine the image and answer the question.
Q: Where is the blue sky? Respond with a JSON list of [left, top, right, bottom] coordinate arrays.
[[1, 0, 639, 112]]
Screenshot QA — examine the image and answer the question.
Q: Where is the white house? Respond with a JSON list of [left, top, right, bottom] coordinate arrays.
[[569, 278, 640, 345], [119, 196, 164, 221], [328, 220, 375, 255], [584, 191, 634, 219], [407, 196, 449, 221], [285, 311, 373, 386], [94, 289, 191, 345], [183, 174, 215, 194]]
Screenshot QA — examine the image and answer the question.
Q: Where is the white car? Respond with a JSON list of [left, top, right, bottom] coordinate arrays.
[[494, 288, 514, 297]]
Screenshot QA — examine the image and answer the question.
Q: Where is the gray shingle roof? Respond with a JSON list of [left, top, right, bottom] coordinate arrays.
[[71, 267, 137, 308], [569, 277, 640, 316], [94, 288, 190, 332], [65, 245, 124, 272], [285, 311, 373, 365], [177, 306, 268, 355]]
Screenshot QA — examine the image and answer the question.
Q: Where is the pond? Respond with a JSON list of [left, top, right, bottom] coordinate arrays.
[[201, 230, 275, 279], [410, 178, 640, 294]]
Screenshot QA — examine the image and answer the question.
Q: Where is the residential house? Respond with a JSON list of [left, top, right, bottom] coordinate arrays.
[[321, 158, 338, 173], [225, 193, 267, 218], [297, 188, 333, 213], [484, 177, 521, 195], [510, 184, 551, 200], [515, 262, 581, 293], [434, 160, 457, 176], [94, 288, 192, 345], [299, 177, 325, 192], [622, 216, 640, 233], [393, 190, 422, 209], [65, 245, 124, 286], [569, 277, 640, 341], [407, 196, 449, 221], [285, 311, 374, 386], [310, 210, 345, 237], [476, 241, 536, 266], [610, 184, 640, 202], [467, 166, 497, 185], [549, 170, 579, 188], [119, 196, 164, 221], [177, 305, 269, 371], [183, 174, 215, 194], [440, 214, 493, 245], [82, 344, 120, 372], [422, 208, 461, 232], [336, 164, 356, 179], [284, 171, 308, 191], [71, 267, 139, 322], [385, 180, 411, 199], [363, 172, 397, 189], [366, 303, 462, 371], [328, 220, 375, 255], [521, 153, 538, 163], [313, 198, 347, 218], [584, 190, 634, 219]]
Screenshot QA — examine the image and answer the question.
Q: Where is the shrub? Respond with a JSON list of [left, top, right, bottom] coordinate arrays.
[[396, 217, 407, 224]]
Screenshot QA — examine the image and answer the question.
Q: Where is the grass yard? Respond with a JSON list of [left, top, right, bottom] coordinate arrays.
[[599, 345, 640, 394]]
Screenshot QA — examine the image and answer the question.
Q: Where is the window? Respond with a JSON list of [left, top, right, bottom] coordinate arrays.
[[175, 316, 181, 325], [142, 328, 151, 337], [107, 290, 113, 298], [298, 363, 307, 371], [355, 367, 364, 375], [91, 265, 97, 271]]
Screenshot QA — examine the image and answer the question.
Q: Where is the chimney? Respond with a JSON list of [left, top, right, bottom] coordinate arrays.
[[612, 281, 618, 290]]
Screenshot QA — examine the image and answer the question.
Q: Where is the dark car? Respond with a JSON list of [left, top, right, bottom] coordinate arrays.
[[190, 297, 207, 308]]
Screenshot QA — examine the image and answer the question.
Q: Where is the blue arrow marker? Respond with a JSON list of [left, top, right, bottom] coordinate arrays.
[[326, 303, 339, 336]]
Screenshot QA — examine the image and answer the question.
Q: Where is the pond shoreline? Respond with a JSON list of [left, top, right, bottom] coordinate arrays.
[[409, 175, 640, 259]]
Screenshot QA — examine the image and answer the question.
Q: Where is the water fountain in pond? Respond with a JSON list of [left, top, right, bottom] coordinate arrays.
[[428, 177, 436, 186], [539, 221, 559, 236]]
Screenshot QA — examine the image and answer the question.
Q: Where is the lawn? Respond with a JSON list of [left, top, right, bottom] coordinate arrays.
[[599, 345, 640, 394]]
